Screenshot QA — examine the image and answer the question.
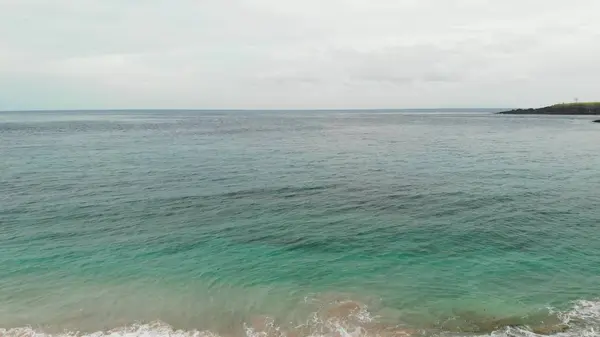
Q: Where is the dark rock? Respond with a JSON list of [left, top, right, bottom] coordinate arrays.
[[499, 103, 600, 115]]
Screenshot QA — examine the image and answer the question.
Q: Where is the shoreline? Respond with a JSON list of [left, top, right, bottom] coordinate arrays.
[[0, 298, 592, 337]]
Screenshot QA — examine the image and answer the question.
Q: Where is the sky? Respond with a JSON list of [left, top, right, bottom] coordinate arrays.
[[1, 0, 600, 110]]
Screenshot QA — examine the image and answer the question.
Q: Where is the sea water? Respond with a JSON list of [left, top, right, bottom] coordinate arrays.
[[1, 110, 599, 336]]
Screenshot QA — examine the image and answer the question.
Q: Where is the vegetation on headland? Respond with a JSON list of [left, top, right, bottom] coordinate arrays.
[[499, 102, 600, 115]]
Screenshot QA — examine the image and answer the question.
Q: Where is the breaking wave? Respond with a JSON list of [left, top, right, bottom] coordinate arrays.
[[1, 300, 598, 337]]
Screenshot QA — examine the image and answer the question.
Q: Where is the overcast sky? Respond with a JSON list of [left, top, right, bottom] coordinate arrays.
[[1, 0, 599, 110]]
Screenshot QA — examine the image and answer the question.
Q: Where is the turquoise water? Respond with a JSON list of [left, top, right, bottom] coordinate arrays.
[[1, 110, 600, 337]]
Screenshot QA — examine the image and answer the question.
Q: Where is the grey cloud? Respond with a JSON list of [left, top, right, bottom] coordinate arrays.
[[1, 0, 600, 109]]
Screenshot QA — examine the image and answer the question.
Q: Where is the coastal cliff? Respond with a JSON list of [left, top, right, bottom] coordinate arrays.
[[499, 102, 600, 115]]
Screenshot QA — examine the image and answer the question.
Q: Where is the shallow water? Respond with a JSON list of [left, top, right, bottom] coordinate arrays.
[[1, 110, 600, 337]]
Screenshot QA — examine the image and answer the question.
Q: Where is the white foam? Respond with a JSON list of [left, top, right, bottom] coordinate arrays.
[[0, 322, 215, 337], [460, 300, 600, 337], [560, 300, 600, 325], [478, 325, 598, 337], [244, 316, 285, 337], [1, 300, 598, 337], [349, 306, 375, 325]]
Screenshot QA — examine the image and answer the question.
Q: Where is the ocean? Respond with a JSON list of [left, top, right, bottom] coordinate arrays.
[[1, 110, 599, 337]]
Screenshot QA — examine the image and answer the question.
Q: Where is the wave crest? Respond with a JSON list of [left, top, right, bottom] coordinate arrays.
[[1, 300, 599, 337], [0, 322, 214, 337]]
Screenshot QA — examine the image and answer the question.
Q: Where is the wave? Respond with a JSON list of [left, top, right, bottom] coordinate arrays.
[[448, 300, 600, 337], [0, 323, 213, 337], [1, 300, 598, 337]]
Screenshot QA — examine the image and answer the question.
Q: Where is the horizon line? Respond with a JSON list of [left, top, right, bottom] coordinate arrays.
[[0, 107, 510, 113]]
